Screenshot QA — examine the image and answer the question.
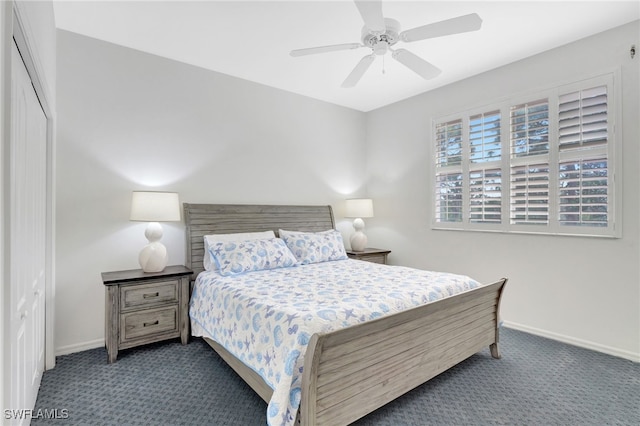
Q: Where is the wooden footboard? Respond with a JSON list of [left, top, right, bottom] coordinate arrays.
[[299, 278, 507, 426], [201, 278, 506, 425]]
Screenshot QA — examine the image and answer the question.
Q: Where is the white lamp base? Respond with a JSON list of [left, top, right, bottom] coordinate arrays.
[[350, 232, 368, 252], [139, 242, 168, 272], [139, 222, 168, 272], [350, 217, 368, 252]]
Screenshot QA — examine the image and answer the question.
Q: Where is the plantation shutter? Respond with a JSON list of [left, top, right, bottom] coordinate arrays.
[[469, 111, 501, 163], [510, 164, 550, 225], [558, 157, 608, 227], [558, 86, 608, 150], [435, 172, 463, 223], [557, 85, 609, 229], [435, 119, 463, 167], [435, 119, 464, 223], [469, 168, 502, 223], [468, 111, 502, 224], [509, 99, 550, 225]]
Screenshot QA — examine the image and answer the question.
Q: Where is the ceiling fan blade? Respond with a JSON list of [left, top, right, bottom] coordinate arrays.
[[400, 13, 482, 42], [341, 54, 376, 88], [290, 43, 362, 57], [354, 0, 385, 33], [392, 49, 441, 80]]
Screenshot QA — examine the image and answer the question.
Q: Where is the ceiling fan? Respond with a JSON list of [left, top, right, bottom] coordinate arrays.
[[290, 0, 482, 88]]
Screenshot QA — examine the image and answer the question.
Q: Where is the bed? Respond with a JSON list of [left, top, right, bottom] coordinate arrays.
[[184, 203, 507, 426]]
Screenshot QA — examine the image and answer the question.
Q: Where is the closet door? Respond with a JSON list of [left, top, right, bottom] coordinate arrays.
[[9, 40, 47, 421]]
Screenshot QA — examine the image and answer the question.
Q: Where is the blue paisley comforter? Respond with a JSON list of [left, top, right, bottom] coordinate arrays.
[[189, 259, 480, 426]]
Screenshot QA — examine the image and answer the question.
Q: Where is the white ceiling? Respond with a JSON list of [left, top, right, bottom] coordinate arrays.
[[52, 1, 639, 112]]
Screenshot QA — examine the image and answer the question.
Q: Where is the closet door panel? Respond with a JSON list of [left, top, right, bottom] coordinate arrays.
[[9, 40, 47, 421]]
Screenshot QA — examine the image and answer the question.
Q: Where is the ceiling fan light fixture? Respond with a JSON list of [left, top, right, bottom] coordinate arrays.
[[373, 41, 389, 55], [362, 17, 400, 50]]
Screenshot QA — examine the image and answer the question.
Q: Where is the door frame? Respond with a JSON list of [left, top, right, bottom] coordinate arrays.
[[1, 3, 56, 413], [12, 1, 56, 370]]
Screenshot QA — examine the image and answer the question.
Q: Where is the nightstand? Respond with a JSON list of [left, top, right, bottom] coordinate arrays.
[[101, 265, 192, 363], [346, 248, 391, 264]]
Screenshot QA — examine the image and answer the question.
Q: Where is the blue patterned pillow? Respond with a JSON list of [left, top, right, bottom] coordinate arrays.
[[203, 230, 276, 271], [279, 229, 348, 265], [208, 238, 298, 276]]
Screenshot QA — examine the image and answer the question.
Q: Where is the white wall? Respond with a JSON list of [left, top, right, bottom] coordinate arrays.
[[365, 21, 640, 360], [55, 30, 366, 354]]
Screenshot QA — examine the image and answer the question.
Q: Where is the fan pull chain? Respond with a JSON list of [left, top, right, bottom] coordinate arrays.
[[382, 55, 386, 75]]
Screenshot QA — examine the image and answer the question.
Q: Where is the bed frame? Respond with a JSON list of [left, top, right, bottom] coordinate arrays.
[[184, 203, 507, 425]]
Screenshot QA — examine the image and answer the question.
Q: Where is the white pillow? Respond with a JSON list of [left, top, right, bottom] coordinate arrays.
[[203, 230, 275, 271]]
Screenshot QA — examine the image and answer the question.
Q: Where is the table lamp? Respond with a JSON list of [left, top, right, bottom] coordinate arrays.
[[345, 198, 374, 252], [130, 191, 180, 272]]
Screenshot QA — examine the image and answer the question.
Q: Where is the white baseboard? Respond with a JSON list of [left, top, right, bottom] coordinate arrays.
[[55, 338, 104, 356], [54, 324, 640, 363], [502, 321, 639, 363]]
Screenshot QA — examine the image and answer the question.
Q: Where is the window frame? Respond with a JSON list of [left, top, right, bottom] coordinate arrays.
[[431, 72, 621, 238]]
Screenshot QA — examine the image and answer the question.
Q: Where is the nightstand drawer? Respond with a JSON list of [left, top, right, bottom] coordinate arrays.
[[358, 254, 386, 264], [120, 306, 178, 342], [120, 280, 178, 310]]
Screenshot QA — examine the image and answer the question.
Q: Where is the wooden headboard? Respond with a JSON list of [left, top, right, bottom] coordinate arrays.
[[183, 203, 335, 278]]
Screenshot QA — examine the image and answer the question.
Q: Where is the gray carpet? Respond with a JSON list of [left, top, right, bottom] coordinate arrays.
[[32, 328, 639, 425]]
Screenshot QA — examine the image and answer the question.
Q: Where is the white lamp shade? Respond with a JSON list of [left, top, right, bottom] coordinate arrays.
[[130, 191, 180, 222], [345, 198, 374, 218]]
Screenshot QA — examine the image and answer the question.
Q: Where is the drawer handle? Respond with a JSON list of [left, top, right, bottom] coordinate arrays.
[[143, 292, 159, 299], [143, 320, 159, 327]]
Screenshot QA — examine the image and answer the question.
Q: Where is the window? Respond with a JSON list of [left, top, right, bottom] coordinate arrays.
[[433, 74, 619, 237]]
